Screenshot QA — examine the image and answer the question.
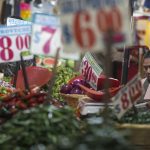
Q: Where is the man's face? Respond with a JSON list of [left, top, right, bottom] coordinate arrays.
[[143, 57, 150, 82]]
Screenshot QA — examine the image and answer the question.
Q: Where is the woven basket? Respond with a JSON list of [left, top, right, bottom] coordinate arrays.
[[61, 93, 86, 108], [117, 123, 150, 150]]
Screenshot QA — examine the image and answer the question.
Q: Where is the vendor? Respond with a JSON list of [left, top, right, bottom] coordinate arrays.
[[142, 51, 150, 100]]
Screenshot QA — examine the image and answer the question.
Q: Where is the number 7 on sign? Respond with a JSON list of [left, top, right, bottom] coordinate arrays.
[[42, 27, 56, 54]]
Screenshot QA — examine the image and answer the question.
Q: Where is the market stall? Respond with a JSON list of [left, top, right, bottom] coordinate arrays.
[[0, 0, 150, 150]]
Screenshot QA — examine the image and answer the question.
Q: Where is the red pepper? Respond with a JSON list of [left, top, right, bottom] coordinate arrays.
[[29, 102, 37, 107], [68, 75, 120, 90], [79, 84, 121, 101], [37, 96, 45, 103], [16, 101, 27, 109], [79, 84, 105, 101], [108, 86, 122, 97]]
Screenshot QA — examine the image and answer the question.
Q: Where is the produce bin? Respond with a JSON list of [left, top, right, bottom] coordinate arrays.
[[118, 123, 150, 150]]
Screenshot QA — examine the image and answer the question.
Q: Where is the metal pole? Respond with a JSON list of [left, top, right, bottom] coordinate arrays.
[[121, 47, 130, 85]]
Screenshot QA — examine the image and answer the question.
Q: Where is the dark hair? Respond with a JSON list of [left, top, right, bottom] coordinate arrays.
[[144, 51, 150, 59]]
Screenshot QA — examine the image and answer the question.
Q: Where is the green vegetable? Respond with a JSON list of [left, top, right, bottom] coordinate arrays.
[[51, 66, 79, 101], [119, 110, 150, 124], [2, 77, 11, 83], [0, 105, 132, 150], [0, 87, 7, 94]]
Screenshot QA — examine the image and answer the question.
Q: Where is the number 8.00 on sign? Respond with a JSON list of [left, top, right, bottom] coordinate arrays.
[[112, 74, 143, 119], [0, 25, 31, 63]]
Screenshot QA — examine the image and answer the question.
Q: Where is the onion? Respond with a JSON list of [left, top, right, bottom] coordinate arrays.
[[72, 79, 90, 88], [70, 87, 83, 94], [60, 84, 73, 94]]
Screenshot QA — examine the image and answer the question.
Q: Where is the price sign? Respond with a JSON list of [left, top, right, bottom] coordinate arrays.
[[59, 0, 132, 53], [112, 74, 144, 119], [0, 25, 31, 63], [7, 17, 32, 26], [80, 52, 103, 90], [31, 13, 80, 60]]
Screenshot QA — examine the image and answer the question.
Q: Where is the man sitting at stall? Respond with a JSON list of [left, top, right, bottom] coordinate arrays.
[[142, 51, 150, 100]]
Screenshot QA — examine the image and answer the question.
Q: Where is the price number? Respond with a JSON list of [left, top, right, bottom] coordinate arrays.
[[114, 92, 130, 114], [129, 80, 142, 103], [41, 27, 56, 54], [0, 35, 30, 61], [114, 77, 142, 118], [33, 26, 59, 55], [81, 60, 97, 83], [63, 7, 122, 49]]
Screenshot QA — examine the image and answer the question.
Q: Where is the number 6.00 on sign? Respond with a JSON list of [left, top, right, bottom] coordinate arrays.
[[59, 0, 132, 53]]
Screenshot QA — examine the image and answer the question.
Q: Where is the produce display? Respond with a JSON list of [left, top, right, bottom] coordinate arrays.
[[118, 109, 150, 124], [0, 80, 14, 88], [0, 105, 132, 150], [60, 77, 90, 95], [0, 87, 14, 98], [0, 89, 47, 121], [60, 74, 121, 101], [0, 1, 149, 150], [35, 56, 61, 68], [79, 84, 121, 101], [51, 66, 78, 100]]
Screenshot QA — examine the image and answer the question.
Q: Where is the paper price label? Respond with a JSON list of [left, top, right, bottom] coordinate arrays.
[[31, 13, 80, 60], [113, 74, 143, 119], [31, 24, 61, 55], [59, 0, 131, 53], [0, 25, 31, 63], [80, 52, 103, 89], [7, 17, 32, 26]]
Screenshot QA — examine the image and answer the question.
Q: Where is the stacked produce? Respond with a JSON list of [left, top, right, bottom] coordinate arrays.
[[118, 109, 150, 124], [0, 105, 132, 150], [51, 66, 78, 100], [0, 80, 14, 89], [0, 80, 15, 99], [0, 80, 48, 122], [0, 89, 47, 120], [35, 56, 61, 68], [60, 76, 90, 95], [60, 74, 121, 102]]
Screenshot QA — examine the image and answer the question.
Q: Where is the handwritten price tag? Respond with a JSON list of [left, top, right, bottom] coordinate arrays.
[[80, 52, 103, 90], [0, 25, 31, 63], [112, 74, 144, 119], [59, 0, 132, 53], [31, 13, 80, 60]]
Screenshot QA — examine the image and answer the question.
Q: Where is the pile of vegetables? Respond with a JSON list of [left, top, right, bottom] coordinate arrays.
[[0, 90, 47, 120], [105, 107, 150, 124], [0, 80, 14, 90], [51, 66, 78, 100], [118, 109, 150, 124], [0, 105, 132, 150], [60, 77, 90, 95], [0, 87, 13, 98], [0, 80, 15, 99]]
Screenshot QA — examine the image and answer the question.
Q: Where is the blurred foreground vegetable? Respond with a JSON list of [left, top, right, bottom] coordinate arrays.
[[0, 105, 132, 150]]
